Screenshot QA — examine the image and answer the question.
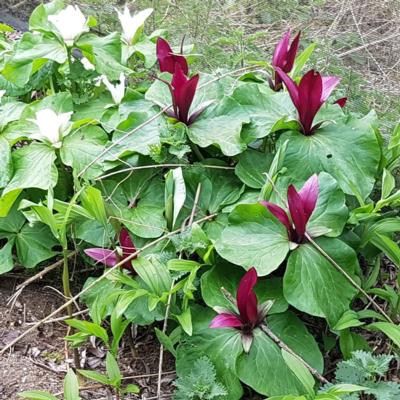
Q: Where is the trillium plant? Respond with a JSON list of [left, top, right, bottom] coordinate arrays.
[[1, 3, 399, 400]]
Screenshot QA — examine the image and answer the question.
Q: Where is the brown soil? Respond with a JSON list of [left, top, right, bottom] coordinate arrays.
[[0, 278, 175, 399]]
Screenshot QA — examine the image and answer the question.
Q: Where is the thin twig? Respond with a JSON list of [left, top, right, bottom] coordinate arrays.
[[25, 309, 89, 325], [305, 233, 394, 324], [0, 214, 217, 355], [259, 324, 329, 384]]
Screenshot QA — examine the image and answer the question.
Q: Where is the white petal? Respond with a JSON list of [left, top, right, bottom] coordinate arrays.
[[81, 57, 95, 70], [48, 5, 88, 45], [116, 6, 153, 44]]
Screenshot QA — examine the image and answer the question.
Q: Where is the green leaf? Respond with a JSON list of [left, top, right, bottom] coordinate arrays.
[[0, 238, 14, 274], [216, 203, 290, 275], [80, 186, 108, 227], [333, 311, 364, 331], [232, 83, 295, 141], [167, 259, 201, 272], [278, 115, 381, 200], [367, 322, 400, 347], [60, 125, 109, 180], [188, 97, 250, 156], [235, 149, 273, 189], [155, 327, 177, 357], [18, 391, 59, 400], [0, 144, 56, 216], [236, 312, 323, 397], [369, 234, 400, 268], [3, 32, 67, 86], [381, 169, 395, 199], [29, 0, 65, 33], [64, 369, 80, 400], [132, 256, 172, 296], [281, 350, 315, 398], [76, 33, 131, 80], [284, 237, 359, 326], [124, 384, 140, 394], [176, 307, 193, 336], [77, 370, 110, 385], [106, 352, 122, 387], [201, 262, 288, 314], [292, 43, 317, 77], [176, 306, 244, 400], [65, 319, 109, 345], [16, 223, 58, 268]]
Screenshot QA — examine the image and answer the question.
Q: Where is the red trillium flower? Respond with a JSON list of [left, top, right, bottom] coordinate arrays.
[[156, 37, 189, 75], [84, 228, 136, 272], [210, 268, 273, 352], [163, 63, 200, 125], [261, 174, 319, 243], [275, 68, 340, 135], [270, 29, 300, 91]]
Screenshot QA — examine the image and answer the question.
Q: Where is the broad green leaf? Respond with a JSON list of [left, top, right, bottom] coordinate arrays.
[[236, 312, 323, 397], [132, 256, 172, 296], [29, 0, 65, 33], [333, 310, 364, 331], [381, 169, 395, 199], [176, 306, 244, 400], [216, 203, 290, 275], [76, 33, 131, 80], [281, 350, 315, 398], [235, 149, 273, 189], [167, 259, 201, 272], [278, 115, 381, 200], [18, 391, 58, 400], [1, 144, 56, 216], [77, 370, 110, 385], [368, 322, 400, 347], [106, 352, 122, 387], [60, 125, 109, 180], [284, 237, 359, 326], [16, 223, 58, 268], [201, 262, 288, 314], [111, 111, 164, 156], [0, 238, 15, 274], [292, 43, 317, 77], [64, 369, 80, 400], [188, 97, 250, 156], [3, 32, 67, 86], [0, 136, 12, 188], [0, 101, 27, 130], [360, 217, 400, 246], [172, 167, 186, 228], [232, 83, 294, 141]]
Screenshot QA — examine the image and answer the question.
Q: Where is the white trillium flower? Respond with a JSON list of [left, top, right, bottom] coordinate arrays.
[[48, 5, 88, 46], [102, 73, 125, 105], [30, 109, 73, 148], [116, 6, 153, 45]]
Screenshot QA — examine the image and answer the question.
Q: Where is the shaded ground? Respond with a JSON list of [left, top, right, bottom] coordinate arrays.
[[0, 278, 175, 399]]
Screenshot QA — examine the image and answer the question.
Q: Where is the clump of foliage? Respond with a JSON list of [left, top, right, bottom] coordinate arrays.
[[174, 356, 227, 399], [0, 1, 399, 398], [333, 351, 400, 400]]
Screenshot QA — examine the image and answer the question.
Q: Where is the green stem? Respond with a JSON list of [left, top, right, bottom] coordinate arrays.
[[49, 75, 56, 95], [190, 142, 205, 161], [63, 248, 80, 368]]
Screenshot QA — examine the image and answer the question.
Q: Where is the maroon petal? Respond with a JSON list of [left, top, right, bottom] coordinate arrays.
[[275, 67, 300, 109], [298, 174, 319, 221], [287, 185, 307, 240], [172, 63, 199, 124], [84, 248, 118, 267], [334, 97, 347, 108], [297, 70, 323, 134], [321, 76, 340, 101], [119, 228, 136, 271], [272, 30, 291, 67], [236, 267, 258, 325], [260, 201, 292, 233], [156, 37, 188, 75], [284, 31, 301, 72], [209, 313, 242, 328]]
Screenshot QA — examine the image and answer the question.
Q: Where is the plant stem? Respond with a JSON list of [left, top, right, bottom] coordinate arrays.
[[259, 324, 329, 384], [190, 142, 205, 161], [62, 248, 80, 369]]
